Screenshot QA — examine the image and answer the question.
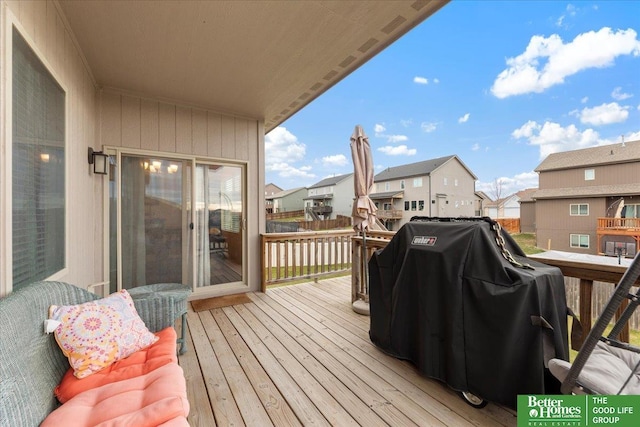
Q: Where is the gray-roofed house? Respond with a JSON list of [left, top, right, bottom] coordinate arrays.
[[304, 173, 354, 221], [372, 155, 478, 230], [267, 187, 307, 213], [533, 140, 640, 256]]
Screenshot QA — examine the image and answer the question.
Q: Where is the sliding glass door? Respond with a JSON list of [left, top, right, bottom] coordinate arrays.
[[109, 153, 245, 293]]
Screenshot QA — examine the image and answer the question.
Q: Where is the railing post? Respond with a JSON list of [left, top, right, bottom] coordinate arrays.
[[578, 278, 593, 346]]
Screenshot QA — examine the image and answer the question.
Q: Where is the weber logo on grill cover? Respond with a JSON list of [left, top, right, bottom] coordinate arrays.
[[411, 236, 437, 246]]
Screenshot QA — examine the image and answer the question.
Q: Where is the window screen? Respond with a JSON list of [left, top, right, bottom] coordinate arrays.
[[12, 28, 66, 290]]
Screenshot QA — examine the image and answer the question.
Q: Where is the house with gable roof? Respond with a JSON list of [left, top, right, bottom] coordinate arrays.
[[533, 140, 640, 256], [304, 173, 354, 221], [371, 155, 478, 230]]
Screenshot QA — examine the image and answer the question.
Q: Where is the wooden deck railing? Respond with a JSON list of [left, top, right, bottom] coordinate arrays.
[[598, 217, 640, 230], [261, 230, 353, 291], [350, 233, 639, 344], [351, 230, 396, 303]]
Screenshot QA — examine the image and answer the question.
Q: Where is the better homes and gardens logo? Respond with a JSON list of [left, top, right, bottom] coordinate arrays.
[[518, 395, 640, 427]]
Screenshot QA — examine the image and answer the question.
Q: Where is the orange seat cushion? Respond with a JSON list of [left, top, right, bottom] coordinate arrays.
[[42, 363, 189, 427], [55, 327, 177, 403]]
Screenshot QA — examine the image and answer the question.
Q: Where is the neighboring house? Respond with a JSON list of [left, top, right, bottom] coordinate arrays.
[[304, 174, 354, 221], [0, 1, 447, 297], [268, 187, 307, 213], [533, 140, 640, 256], [264, 183, 283, 213], [371, 155, 478, 231], [474, 191, 490, 217], [518, 188, 538, 233], [484, 188, 537, 219]]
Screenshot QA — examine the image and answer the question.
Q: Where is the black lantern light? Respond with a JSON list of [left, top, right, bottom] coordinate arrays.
[[88, 147, 109, 175]]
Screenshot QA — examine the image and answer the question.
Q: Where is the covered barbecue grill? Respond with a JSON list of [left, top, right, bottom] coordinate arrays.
[[368, 217, 570, 408]]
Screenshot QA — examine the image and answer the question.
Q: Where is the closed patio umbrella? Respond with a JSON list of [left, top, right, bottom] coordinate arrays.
[[350, 125, 377, 315]]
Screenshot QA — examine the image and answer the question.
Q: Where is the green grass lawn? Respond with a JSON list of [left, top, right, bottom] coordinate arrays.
[[511, 232, 545, 255]]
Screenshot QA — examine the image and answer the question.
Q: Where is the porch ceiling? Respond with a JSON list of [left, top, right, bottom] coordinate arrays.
[[57, 0, 448, 132]]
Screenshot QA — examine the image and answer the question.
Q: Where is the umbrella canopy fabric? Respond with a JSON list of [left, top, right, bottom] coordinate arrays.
[[350, 125, 377, 232]]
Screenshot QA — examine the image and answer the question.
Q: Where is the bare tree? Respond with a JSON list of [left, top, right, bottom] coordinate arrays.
[[491, 178, 505, 218]]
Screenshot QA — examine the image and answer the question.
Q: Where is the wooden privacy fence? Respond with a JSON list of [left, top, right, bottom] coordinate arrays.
[[266, 210, 305, 220], [495, 218, 520, 234], [261, 230, 353, 291]]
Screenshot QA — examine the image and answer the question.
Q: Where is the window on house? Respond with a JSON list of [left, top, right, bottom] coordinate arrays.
[[400, 180, 405, 189], [570, 234, 589, 249], [11, 29, 66, 290], [418, 200, 424, 211], [383, 203, 392, 210], [413, 177, 422, 187], [404, 201, 410, 211], [384, 182, 390, 191], [454, 179, 458, 186], [623, 204, 638, 218], [443, 177, 448, 185], [570, 204, 589, 216], [411, 201, 417, 211], [584, 169, 595, 180]]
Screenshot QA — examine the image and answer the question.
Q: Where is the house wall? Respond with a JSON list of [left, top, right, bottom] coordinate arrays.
[[520, 201, 536, 233], [280, 189, 306, 212], [535, 197, 606, 254], [1, 1, 101, 295], [99, 90, 262, 293], [539, 162, 640, 189], [429, 159, 476, 218], [332, 176, 354, 218]]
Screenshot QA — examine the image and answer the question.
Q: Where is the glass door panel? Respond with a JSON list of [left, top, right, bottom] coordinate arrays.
[[120, 155, 185, 289], [194, 163, 244, 287]]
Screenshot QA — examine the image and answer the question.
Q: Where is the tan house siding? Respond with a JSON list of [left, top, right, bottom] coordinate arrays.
[[1, 1, 102, 295], [539, 162, 640, 190], [99, 90, 256, 161], [520, 201, 535, 233], [535, 198, 606, 253], [429, 160, 476, 217]]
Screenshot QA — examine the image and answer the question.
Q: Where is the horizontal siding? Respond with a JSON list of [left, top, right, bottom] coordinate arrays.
[[539, 162, 640, 189]]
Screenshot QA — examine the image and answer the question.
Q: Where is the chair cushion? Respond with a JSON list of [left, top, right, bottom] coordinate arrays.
[[55, 327, 177, 403], [41, 363, 189, 427], [49, 290, 158, 379]]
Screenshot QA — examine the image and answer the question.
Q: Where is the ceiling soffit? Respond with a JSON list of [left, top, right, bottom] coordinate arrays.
[[58, 1, 448, 131]]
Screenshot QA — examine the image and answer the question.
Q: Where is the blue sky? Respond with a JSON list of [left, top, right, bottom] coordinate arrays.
[[265, 1, 640, 197]]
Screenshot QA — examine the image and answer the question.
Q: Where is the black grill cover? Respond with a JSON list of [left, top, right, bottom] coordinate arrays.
[[368, 218, 569, 408]]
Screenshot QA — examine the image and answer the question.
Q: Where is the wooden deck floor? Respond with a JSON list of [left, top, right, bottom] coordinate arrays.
[[178, 277, 517, 426]]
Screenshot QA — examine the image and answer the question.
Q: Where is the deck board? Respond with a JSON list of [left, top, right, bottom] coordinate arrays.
[[180, 276, 517, 426]]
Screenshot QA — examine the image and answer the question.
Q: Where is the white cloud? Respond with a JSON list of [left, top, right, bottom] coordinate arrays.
[[321, 154, 348, 167], [612, 86, 633, 101], [421, 122, 437, 133], [374, 123, 386, 136], [575, 102, 629, 126], [476, 171, 539, 195], [414, 76, 428, 85], [458, 113, 470, 123], [471, 143, 480, 151], [387, 134, 408, 143], [378, 145, 417, 156], [512, 120, 600, 159], [400, 119, 413, 127], [581, 96, 589, 104], [268, 162, 316, 179], [433, 78, 440, 84], [265, 126, 314, 179], [491, 27, 640, 98]]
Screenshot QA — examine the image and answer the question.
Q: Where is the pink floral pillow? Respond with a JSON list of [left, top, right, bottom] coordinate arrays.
[[49, 290, 159, 379]]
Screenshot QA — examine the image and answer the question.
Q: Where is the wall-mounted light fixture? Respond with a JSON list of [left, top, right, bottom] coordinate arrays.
[[88, 147, 108, 175]]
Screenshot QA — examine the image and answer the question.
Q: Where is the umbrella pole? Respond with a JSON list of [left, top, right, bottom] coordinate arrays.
[[362, 230, 368, 300]]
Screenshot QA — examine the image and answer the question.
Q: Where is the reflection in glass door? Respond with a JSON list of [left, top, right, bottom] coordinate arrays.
[[110, 154, 244, 292], [192, 163, 244, 287], [119, 156, 186, 289]]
